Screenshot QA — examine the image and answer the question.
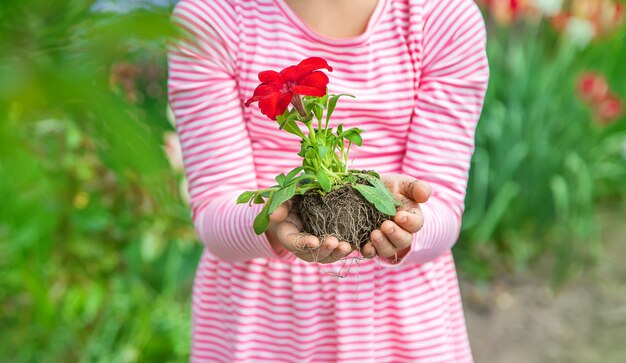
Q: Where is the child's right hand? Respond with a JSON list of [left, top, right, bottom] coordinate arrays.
[[265, 200, 353, 264]]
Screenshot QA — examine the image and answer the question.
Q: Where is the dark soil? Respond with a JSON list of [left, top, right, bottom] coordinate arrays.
[[295, 183, 387, 250]]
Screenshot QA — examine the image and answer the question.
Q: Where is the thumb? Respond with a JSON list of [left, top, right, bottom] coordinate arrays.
[[411, 179, 432, 203], [269, 200, 292, 222], [396, 175, 431, 203]]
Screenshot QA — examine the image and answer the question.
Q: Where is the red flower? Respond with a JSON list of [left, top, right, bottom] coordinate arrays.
[[577, 72, 609, 103], [245, 57, 333, 120], [615, 3, 624, 23], [482, 0, 522, 25], [597, 93, 624, 124], [551, 12, 571, 31]]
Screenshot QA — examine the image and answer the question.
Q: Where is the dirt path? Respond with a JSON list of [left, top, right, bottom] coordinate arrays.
[[461, 201, 626, 363]]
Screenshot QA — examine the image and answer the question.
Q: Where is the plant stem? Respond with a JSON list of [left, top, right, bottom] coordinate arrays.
[[291, 95, 307, 117], [344, 141, 352, 173], [306, 122, 316, 142], [321, 164, 341, 181]]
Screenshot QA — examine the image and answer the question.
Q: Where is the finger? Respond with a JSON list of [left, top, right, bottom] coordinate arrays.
[[314, 236, 340, 261], [399, 178, 431, 204], [284, 211, 303, 230], [318, 241, 352, 264], [277, 222, 319, 252], [380, 220, 413, 251], [269, 200, 292, 222], [370, 229, 396, 258], [394, 209, 424, 234], [360, 243, 377, 259]]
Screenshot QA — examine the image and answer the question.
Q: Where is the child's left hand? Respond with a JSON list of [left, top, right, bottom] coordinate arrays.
[[361, 174, 432, 260]]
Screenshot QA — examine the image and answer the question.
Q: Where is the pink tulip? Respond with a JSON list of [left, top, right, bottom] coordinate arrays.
[[596, 94, 624, 124], [577, 72, 609, 103]]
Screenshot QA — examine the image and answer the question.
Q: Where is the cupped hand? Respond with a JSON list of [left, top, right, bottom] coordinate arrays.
[[360, 174, 432, 260], [265, 200, 353, 263]]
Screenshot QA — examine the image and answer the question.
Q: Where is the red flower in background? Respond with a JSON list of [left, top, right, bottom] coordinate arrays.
[[597, 94, 624, 124], [245, 57, 333, 120], [576, 71, 624, 126], [478, 0, 523, 25], [577, 72, 609, 103]]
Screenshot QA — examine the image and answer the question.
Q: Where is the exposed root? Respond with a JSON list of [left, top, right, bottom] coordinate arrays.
[[295, 183, 387, 250]]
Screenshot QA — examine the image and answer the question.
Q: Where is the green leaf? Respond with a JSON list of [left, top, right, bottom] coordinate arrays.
[[275, 173, 286, 187], [253, 193, 273, 235], [253, 194, 265, 204], [352, 184, 397, 216], [292, 174, 314, 185], [326, 94, 354, 125], [471, 182, 519, 243], [236, 191, 255, 204], [304, 98, 316, 113], [342, 129, 363, 146], [356, 173, 403, 207], [304, 147, 317, 164], [337, 123, 343, 135], [317, 144, 328, 159], [268, 183, 296, 214], [285, 115, 306, 138], [276, 109, 289, 128], [298, 141, 311, 157], [320, 93, 329, 107], [285, 166, 304, 184], [277, 110, 305, 138], [317, 171, 331, 192], [315, 107, 324, 122]]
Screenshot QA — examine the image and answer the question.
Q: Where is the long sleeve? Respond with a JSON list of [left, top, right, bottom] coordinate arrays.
[[385, 0, 489, 266], [168, 0, 285, 262]]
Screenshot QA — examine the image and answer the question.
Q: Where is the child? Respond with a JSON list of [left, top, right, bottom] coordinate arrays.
[[168, 0, 489, 361]]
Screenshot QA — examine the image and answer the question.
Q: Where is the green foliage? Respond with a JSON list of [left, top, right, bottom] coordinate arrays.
[[239, 90, 396, 234], [457, 18, 626, 284], [351, 184, 397, 216], [1, 1, 201, 361], [2, 0, 626, 361]]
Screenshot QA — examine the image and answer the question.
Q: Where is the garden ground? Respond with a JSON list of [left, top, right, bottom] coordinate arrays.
[[463, 201, 626, 363]]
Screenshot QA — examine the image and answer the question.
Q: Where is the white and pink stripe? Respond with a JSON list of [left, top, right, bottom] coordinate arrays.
[[168, 0, 488, 361]]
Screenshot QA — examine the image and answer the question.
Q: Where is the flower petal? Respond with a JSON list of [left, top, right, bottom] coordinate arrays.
[[280, 65, 299, 83], [244, 95, 261, 107], [276, 93, 294, 117], [291, 71, 329, 96], [296, 57, 333, 77], [245, 83, 280, 106], [258, 70, 281, 83], [291, 85, 327, 97], [258, 91, 293, 120]]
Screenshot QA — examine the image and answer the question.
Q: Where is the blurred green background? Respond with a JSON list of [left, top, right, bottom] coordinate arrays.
[[1, 0, 624, 362]]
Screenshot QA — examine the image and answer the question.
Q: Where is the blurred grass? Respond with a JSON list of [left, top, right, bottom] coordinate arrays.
[[458, 13, 626, 284], [0, 0, 625, 361]]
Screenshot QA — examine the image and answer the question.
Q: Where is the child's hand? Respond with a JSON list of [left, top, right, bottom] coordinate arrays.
[[265, 200, 353, 263], [361, 174, 432, 260]]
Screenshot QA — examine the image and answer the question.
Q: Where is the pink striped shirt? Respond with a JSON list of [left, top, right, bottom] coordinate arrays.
[[168, 0, 488, 361]]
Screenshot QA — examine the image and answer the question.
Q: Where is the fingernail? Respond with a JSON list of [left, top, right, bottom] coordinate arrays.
[[401, 216, 408, 223], [385, 226, 395, 234]]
